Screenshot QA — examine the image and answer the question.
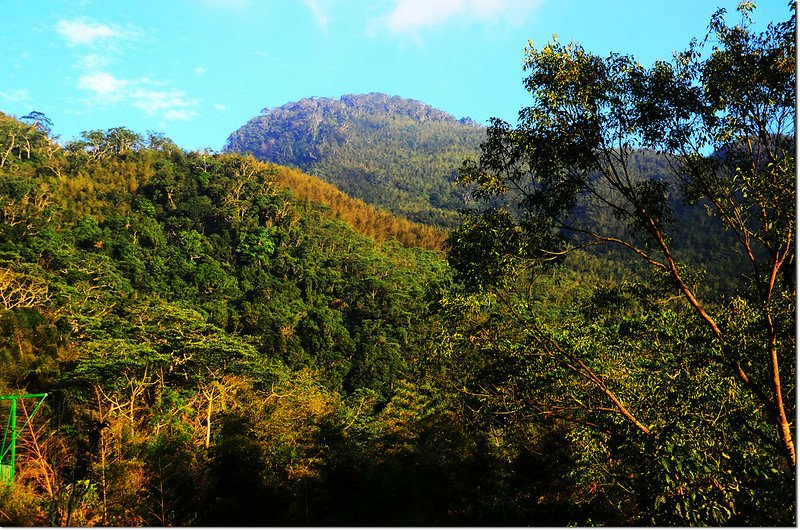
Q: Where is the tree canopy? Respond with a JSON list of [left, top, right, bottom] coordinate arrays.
[[447, 2, 795, 524]]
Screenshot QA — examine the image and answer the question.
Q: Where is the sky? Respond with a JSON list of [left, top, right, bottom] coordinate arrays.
[[0, 0, 791, 151]]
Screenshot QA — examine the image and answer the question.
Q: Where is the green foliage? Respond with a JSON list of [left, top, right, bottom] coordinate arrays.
[[0, 3, 794, 522], [444, 2, 795, 525], [0, 111, 456, 524]]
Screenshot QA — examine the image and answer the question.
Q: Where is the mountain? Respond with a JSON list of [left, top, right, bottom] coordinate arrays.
[[224, 95, 745, 291], [224, 93, 485, 227]]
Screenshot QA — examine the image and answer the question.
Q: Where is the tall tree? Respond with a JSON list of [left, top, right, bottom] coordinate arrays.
[[449, 0, 795, 491]]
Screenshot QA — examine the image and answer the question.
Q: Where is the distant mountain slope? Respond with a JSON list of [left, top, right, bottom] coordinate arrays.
[[224, 93, 485, 227]]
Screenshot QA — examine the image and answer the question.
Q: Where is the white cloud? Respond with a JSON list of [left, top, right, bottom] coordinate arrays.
[[76, 73, 199, 122], [135, 76, 165, 87], [130, 88, 198, 117], [56, 19, 121, 46], [77, 53, 111, 70], [384, 0, 461, 33], [303, 0, 331, 31], [77, 72, 129, 98], [163, 109, 199, 121], [213, 103, 228, 111], [374, 0, 543, 35], [64, 18, 198, 123], [0, 89, 31, 103]]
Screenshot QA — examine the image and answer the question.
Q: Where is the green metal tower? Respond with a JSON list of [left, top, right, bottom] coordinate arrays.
[[0, 393, 47, 484]]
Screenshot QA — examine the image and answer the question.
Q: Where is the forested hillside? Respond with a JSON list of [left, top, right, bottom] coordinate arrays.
[[0, 112, 466, 525], [224, 94, 746, 289], [0, 2, 795, 527], [225, 93, 484, 227]]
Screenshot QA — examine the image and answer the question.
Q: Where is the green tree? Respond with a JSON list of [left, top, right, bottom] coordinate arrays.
[[21, 111, 53, 137], [447, 2, 795, 524]]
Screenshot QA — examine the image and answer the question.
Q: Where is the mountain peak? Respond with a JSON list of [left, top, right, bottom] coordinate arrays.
[[257, 93, 466, 125], [225, 93, 485, 227]]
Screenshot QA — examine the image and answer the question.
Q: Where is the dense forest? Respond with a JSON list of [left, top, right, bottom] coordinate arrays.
[[0, 2, 796, 526], [225, 93, 485, 227], [224, 93, 749, 290]]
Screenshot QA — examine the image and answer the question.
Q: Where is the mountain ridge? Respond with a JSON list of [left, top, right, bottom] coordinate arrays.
[[257, 93, 479, 125], [224, 93, 486, 227]]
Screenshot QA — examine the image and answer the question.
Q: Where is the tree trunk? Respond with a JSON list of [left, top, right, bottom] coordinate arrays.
[[205, 392, 214, 449], [769, 326, 796, 466]]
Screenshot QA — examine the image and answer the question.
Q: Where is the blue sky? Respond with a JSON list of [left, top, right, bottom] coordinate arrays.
[[0, 0, 790, 151]]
